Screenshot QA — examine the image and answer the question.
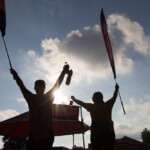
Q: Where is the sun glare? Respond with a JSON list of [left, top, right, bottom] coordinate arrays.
[[53, 90, 68, 104]]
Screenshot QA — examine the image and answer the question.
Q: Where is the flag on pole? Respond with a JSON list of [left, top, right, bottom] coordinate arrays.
[[0, 0, 6, 37], [100, 9, 125, 114], [100, 8, 116, 79], [0, 0, 12, 69]]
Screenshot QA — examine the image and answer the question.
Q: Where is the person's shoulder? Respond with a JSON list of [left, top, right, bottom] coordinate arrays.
[[45, 89, 53, 95], [85, 103, 93, 106], [105, 98, 115, 106], [85, 103, 94, 111]]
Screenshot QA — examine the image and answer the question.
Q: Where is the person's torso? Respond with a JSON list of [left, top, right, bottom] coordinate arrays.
[[27, 93, 54, 140], [89, 102, 112, 124], [89, 103, 115, 134]]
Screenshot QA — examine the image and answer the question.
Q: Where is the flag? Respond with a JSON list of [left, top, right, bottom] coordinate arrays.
[[0, 0, 6, 37], [100, 8, 116, 79]]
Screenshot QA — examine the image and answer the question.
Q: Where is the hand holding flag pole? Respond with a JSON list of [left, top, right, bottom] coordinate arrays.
[[100, 8, 126, 114], [0, 0, 12, 69], [115, 78, 126, 114]]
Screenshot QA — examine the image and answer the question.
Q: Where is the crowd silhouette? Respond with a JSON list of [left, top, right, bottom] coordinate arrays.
[[10, 62, 119, 150]]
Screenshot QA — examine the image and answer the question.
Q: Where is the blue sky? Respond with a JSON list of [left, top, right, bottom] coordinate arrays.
[[0, 0, 150, 148]]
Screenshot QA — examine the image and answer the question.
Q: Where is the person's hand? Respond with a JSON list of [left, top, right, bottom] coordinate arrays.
[[10, 68, 17, 79], [10, 68, 17, 75], [63, 63, 69, 74], [71, 96, 76, 101], [115, 83, 119, 90]]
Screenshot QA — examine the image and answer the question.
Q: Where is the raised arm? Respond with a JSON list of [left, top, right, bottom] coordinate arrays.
[[10, 68, 32, 99], [71, 96, 93, 112], [71, 96, 86, 108], [107, 83, 119, 105], [10, 68, 25, 88], [47, 64, 69, 95], [113, 83, 119, 98]]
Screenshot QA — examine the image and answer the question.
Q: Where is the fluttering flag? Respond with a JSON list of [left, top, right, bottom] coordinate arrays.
[[0, 0, 6, 37], [100, 8, 116, 79], [100, 8, 126, 114], [0, 0, 12, 69]]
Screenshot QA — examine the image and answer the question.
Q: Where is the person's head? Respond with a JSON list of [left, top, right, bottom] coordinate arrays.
[[92, 92, 103, 104], [34, 80, 45, 94]]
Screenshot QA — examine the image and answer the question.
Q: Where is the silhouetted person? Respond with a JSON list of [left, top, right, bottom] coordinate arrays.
[[71, 83, 119, 150], [10, 64, 70, 150]]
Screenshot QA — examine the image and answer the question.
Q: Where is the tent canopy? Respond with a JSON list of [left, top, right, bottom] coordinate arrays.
[[115, 136, 146, 148], [0, 104, 90, 137]]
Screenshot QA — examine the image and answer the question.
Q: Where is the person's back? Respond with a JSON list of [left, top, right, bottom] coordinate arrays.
[[71, 84, 119, 150], [88, 102, 113, 124], [27, 93, 54, 141], [85, 90, 116, 123]]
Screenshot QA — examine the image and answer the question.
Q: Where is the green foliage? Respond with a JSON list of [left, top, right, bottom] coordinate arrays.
[[2, 136, 27, 150], [141, 128, 150, 144]]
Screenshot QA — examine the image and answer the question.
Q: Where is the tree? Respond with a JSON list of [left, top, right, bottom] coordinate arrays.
[[2, 136, 27, 150], [141, 128, 150, 144]]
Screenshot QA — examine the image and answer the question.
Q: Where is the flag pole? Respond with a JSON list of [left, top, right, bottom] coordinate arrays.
[[2, 36, 12, 69], [115, 79, 126, 114], [100, 8, 126, 114]]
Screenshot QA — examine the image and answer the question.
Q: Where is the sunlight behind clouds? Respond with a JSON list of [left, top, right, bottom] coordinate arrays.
[[26, 13, 150, 85], [26, 13, 148, 84]]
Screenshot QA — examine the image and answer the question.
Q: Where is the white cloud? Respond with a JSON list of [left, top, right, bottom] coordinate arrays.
[[115, 48, 133, 74], [144, 94, 150, 100], [108, 13, 150, 55], [26, 25, 132, 83], [22, 13, 150, 84], [67, 30, 82, 38], [84, 115, 91, 124], [17, 98, 25, 102], [0, 140, 3, 149], [17, 98, 28, 107], [114, 97, 150, 140], [27, 50, 36, 57], [0, 110, 19, 121], [115, 123, 142, 140]]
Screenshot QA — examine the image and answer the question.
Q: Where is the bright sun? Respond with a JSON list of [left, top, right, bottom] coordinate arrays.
[[53, 90, 68, 104]]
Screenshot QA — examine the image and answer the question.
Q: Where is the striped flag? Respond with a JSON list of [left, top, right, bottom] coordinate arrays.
[[0, 0, 6, 37], [100, 8, 116, 79]]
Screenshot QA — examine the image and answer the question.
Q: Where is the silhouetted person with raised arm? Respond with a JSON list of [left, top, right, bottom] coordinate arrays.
[[71, 83, 119, 150], [10, 64, 70, 150]]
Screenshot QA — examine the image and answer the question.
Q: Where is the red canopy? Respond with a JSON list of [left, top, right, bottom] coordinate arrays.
[[0, 104, 90, 137], [115, 136, 146, 148]]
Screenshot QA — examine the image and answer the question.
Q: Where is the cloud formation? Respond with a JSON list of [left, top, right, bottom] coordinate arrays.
[[0, 141, 3, 149], [114, 97, 150, 140], [0, 110, 19, 121], [25, 13, 150, 85], [17, 98, 25, 102], [108, 13, 150, 55]]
